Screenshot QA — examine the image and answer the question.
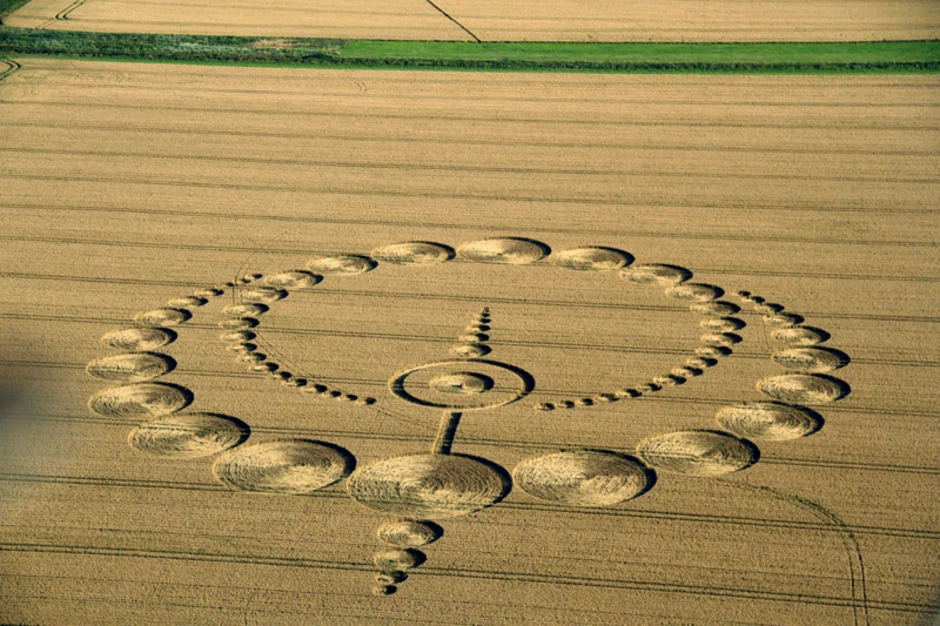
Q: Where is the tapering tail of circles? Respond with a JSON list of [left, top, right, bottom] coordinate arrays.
[[536, 263, 743, 411], [370, 520, 443, 596]]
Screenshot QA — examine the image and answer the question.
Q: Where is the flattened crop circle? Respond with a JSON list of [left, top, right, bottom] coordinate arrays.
[[377, 520, 442, 548], [213, 440, 355, 494], [715, 403, 822, 441], [457, 237, 549, 265], [756, 374, 848, 405], [86, 352, 175, 383], [429, 372, 494, 395], [129, 412, 249, 458], [346, 454, 510, 519], [89, 383, 192, 418], [101, 327, 176, 351], [552, 247, 633, 271], [372, 242, 455, 265], [636, 430, 759, 476], [512, 450, 652, 506], [306, 254, 376, 275]]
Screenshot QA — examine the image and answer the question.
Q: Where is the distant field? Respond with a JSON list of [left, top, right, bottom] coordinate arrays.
[[5, 0, 939, 42], [0, 58, 938, 625], [4, 0, 473, 40], [437, 0, 940, 43]]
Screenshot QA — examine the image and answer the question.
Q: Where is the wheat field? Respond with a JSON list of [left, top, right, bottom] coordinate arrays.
[[6, 0, 939, 41], [0, 58, 938, 625]]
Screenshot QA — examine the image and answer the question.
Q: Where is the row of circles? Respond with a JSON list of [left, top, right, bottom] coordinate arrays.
[[86, 238, 846, 418], [87, 239, 849, 499]]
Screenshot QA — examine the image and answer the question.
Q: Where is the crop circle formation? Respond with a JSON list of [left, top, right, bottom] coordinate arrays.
[[84, 235, 851, 595]]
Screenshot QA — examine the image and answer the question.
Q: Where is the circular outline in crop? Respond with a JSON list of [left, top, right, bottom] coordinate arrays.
[[389, 359, 535, 410]]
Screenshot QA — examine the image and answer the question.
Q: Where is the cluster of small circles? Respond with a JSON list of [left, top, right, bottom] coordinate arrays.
[[370, 520, 442, 596], [734, 290, 849, 404], [217, 269, 377, 406], [450, 308, 492, 360], [535, 263, 743, 411]]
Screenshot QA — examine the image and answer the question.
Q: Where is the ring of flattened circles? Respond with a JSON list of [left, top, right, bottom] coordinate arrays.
[[88, 237, 848, 517]]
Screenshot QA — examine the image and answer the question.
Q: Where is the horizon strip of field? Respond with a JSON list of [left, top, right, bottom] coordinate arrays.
[[0, 29, 938, 72]]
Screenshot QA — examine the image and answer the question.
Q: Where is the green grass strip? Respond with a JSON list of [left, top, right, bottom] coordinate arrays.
[[0, 0, 30, 19], [343, 40, 940, 65], [1, 28, 938, 73]]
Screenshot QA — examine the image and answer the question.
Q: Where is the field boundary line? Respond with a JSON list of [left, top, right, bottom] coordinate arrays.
[[422, 0, 480, 43]]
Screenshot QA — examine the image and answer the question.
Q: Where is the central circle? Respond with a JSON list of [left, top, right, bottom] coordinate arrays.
[[429, 372, 494, 395], [390, 359, 534, 410]]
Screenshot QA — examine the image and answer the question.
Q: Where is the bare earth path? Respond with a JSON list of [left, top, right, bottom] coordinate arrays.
[[0, 59, 937, 625], [5, 0, 939, 41]]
